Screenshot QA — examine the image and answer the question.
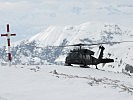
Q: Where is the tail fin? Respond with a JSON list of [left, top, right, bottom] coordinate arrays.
[[98, 46, 105, 60]]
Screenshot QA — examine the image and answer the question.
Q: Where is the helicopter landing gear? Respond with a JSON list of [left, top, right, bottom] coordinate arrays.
[[95, 65, 98, 69], [65, 63, 72, 66], [80, 65, 89, 68]]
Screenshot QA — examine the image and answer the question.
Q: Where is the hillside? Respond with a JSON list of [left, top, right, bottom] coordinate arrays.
[[29, 22, 132, 46], [0, 65, 133, 100]]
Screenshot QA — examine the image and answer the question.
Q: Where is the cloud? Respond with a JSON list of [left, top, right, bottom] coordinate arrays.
[[0, 1, 30, 11], [0, 0, 132, 42]]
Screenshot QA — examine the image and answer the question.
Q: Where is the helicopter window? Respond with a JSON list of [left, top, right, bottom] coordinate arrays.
[[79, 54, 90, 60], [69, 52, 79, 58], [86, 55, 90, 60], [83, 55, 86, 59]]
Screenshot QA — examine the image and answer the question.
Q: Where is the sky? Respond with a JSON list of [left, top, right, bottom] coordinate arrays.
[[0, 0, 133, 45]]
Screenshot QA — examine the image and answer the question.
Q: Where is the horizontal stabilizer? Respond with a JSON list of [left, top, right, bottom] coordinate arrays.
[[101, 59, 114, 63]]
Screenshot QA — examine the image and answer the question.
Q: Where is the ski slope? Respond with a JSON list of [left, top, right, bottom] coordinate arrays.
[[0, 65, 133, 100]]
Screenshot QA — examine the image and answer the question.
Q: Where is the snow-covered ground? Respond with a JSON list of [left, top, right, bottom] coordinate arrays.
[[0, 65, 133, 100]]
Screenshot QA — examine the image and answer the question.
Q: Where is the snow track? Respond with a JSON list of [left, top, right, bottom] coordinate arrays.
[[51, 70, 133, 95], [0, 65, 133, 100]]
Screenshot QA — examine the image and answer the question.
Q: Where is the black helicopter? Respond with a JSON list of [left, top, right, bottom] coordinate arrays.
[[63, 43, 114, 69], [60, 41, 133, 69], [52, 41, 133, 69]]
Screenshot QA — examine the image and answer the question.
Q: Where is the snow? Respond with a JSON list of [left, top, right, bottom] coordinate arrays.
[[28, 22, 133, 51], [29, 22, 107, 46], [0, 65, 133, 100]]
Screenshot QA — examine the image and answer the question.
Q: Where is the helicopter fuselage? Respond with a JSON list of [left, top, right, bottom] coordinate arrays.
[[65, 47, 114, 67]]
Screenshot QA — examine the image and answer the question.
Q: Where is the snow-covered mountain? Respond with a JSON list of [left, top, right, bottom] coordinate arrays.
[[0, 22, 133, 73], [29, 22, 132, 46]]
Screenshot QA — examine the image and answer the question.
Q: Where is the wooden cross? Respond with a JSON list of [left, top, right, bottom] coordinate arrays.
[[1, 24, 16, 66]]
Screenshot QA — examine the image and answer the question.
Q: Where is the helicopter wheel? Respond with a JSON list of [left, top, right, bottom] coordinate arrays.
[[95, 65, 98, 69]]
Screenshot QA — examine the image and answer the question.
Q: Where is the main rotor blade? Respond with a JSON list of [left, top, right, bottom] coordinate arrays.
[[66, 43, 86, 46], [48, 45, 66, 47], [48, 40, 133, 47], [83, 41, 133, 46]]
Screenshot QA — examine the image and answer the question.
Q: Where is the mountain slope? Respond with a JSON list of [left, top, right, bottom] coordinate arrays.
[[0, 22, 133, 73], [29, 22, 132, 46]]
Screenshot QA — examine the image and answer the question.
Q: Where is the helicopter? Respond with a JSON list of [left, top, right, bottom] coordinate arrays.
[[63, 43, 114, 69], [52, 41, 133, 69], [57, 41, 133, 69]]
